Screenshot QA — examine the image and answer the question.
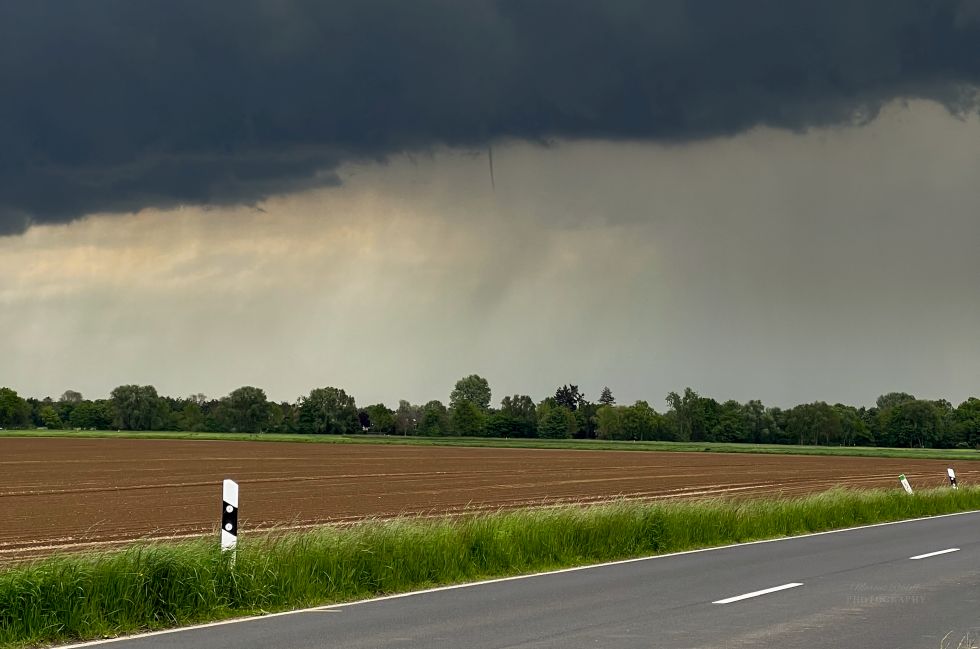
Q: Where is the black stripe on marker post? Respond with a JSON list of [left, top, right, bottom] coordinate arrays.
[[222, 479, 239, 552]]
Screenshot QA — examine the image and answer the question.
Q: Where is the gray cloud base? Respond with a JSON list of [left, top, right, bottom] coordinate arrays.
[[2, 0, 980, 234]]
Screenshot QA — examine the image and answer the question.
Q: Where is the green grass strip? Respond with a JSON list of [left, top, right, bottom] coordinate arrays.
[[2, 487, 979, 648], [3, 429, 980, 461]]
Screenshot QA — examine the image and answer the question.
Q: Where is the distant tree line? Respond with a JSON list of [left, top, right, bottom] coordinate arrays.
[[1, 380, 978, 449]]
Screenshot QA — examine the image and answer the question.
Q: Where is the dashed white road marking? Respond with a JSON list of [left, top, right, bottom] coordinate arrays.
[[713, 582, 804, 604], [909, 548, 960, 560]]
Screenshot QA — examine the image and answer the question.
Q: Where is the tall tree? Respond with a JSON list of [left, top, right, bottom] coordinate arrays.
[[875, 392, 917, 411], [784, 402, 842, 446], [573, 400, 598, 438], [298, 387, 359, 435], [954, 398, 980, 447], [450, 375, 492, 412], [713, 400, 749, 442], [394, 400, 421, 436], [0, 387, 31, 428], [450, 400, 486, 436], [110, 385, 169, 430], [595, 405, 624, 440], [666, 389, 693, 441], [622, 401, 661, 441], [598, 386, 615, 407], [277, 401, 300, 433], [833, 404, 870, 446], [59, 390, 83, 404], [740, 400, 771, 444], [499, 394, 538, 437], [881, 400, 941, 448], [223, 386, 270, 433], [417, 400, 450, 436], [554, 384, 584, 411], [666, 388, 718, 442], [175, 400, 206, 432], [39, 405, 63, 429], [364, 403, 395, 434], [69, 400, 113, 429], [26, 398, 42, 428], [537, 399, 575, 439], [930, 399, 957, 448]]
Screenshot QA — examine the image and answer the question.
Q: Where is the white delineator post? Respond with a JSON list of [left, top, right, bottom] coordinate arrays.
[[899, 474, 913, 495], [222, 479, 239, 553], [947, 468, 958, 489]]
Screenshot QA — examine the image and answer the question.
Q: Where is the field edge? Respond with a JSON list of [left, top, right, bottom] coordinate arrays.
[[2, 429, 979, 461], [2, 487, 979, 649]]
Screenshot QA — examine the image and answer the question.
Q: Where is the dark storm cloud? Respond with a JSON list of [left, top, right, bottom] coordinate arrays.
[[2, 0, 980, 234]]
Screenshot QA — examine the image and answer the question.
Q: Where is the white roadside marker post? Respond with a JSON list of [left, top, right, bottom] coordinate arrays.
[[899, 474, 913, 495], [947, 468, 958, 489], [222, 479, 239, 563]]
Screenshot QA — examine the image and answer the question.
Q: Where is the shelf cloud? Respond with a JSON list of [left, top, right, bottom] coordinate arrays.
[[2, 0, 980, 234]]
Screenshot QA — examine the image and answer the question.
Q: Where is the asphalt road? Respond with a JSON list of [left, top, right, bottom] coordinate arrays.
[[63, 512, 980, 649]]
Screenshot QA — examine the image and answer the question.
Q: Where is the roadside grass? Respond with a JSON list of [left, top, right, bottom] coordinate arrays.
[[1, 487, 979, 648], [2, 428, 980, 461]]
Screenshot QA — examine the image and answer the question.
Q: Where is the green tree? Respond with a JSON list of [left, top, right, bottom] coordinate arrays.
[[450, 400, 486, 436], [598, 386, 615, 407], [0, 387, 31, 428], [574, 401, 598, 438], [953, 398, 980, 447], [26, 398, 42, 427], [56, 390, 83, 425], [110, 385, 169, 430], [537, 400, 575, 439], [622, 401, 661, 441], [39, 405, 63, 429], [298, 387, 359, 435], [784, 402, 842, 446], [276, 401, 300, 433], [266, 402, 286, 433], [450, 375, 492, 412], [713, 400, 749, 442], [365, 403, 396, 434], [205, 401, 233, 432], [595, 405, 624, 440], [418, 400, 450, 436], [499, 395, 537, 437], [740, 400, 774, 444], [394, 400, 420, 436], [860, 407, 881, 445], [666, 388, 719, 442], [554, 385, 584, 411], [876, 392, 916, 411], [175, 401, 207, 432], [69, 400, 113, 429], [223, 386, 270, 433], [931, 399, 957, 448], [834, 404, 870, 446], [486, 411, 519, 438], [881, 400, 941, 448]]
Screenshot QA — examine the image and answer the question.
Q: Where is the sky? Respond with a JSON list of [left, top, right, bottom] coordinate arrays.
[[1, 2, 979, 408]]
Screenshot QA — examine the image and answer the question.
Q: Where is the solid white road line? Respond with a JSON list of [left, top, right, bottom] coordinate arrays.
[[909, 548, 960, 560], [712, 582, 804, 604]]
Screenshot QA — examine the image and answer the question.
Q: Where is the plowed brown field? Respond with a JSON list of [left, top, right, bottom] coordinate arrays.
[[2, 438, 976, 560]]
